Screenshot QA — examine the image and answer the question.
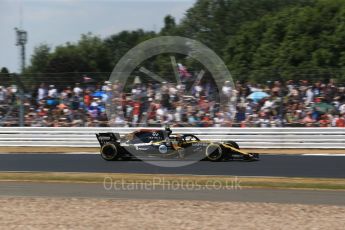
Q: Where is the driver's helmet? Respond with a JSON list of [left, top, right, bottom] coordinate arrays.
[[165, 124, 171, 131], [164, 124, 172, 136]]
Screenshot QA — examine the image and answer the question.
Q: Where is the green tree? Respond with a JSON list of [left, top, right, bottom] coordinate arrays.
[[26, 44, 51, 73], [224, 0, 345, 82], [24, 0, 345, 84], [0, 67, 12, 86], [160, 15, 177, 35], [76, 33, 112, 72], [177, 0, 313, 56], [104, 29, 156, 68]]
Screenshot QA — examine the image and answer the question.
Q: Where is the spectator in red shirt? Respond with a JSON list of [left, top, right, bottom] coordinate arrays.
[[132, 101, 141, 126], [319, 114, 330, 127], [335, 115, 345, 127], [84, 90, 92, 107]]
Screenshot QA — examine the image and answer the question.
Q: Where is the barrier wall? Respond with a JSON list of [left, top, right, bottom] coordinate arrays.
[[0, 127, 344, 148]]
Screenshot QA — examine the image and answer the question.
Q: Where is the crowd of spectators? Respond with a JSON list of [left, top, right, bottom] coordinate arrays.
[[235, 79, 345, 127], [0, 75, 345, 127]]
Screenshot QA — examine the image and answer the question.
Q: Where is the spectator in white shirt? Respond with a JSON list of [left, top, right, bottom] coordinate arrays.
[[73, 83, 83, 96], [48, 85, 57, 98], [37, 83, 46, 101]]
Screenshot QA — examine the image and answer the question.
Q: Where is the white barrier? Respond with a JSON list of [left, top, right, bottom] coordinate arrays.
[[0, 127, 344, 148]]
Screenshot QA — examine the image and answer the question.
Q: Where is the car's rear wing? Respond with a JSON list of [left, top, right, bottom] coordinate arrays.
[[96, 133, 120, 146]]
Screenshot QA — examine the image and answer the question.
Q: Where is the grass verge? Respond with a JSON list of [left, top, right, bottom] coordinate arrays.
[[0, 172, 344, 190]]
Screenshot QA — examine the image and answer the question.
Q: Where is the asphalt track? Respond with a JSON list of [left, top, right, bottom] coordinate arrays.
[[0, 182, 344, 205], [0, 153, 344, 178]]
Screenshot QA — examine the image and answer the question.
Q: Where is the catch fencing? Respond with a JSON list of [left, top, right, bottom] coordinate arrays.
[[0, 127, 344, 149]]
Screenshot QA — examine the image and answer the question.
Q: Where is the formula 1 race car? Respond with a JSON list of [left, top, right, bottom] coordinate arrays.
[[96, 127, 259, 162]]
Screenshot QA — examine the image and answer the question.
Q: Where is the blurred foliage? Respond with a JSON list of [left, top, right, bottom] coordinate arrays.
[[225, 0, 345, 82], [0, 67, 12, 86], [19, 0, 345, 85]]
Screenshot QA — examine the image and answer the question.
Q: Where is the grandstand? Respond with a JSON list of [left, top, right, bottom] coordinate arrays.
[[0, 73, 344, 128]]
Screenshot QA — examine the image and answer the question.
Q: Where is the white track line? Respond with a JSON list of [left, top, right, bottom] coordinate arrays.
[[302, 154, 345, 157]]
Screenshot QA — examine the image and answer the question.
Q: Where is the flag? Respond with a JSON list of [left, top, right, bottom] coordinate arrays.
[[177, 63, 192, 78], [83, 75, 94, 83]]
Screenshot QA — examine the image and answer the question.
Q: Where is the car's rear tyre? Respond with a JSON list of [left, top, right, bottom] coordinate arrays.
[[100, 143, 119, 161], [205, 143, 224, 162]]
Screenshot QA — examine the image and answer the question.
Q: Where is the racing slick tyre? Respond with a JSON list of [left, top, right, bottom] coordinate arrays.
[[205, 143, 225, 162], [100, 143, 119, 161]]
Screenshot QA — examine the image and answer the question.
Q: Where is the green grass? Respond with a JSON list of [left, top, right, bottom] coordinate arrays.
[[0, 172, 344, 190]]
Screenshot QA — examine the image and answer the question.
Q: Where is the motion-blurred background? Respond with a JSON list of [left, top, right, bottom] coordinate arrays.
[[1, 0, 345, 128]]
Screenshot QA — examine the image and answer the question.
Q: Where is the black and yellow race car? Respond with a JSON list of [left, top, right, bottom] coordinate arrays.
[[96, 127, 259, 162]]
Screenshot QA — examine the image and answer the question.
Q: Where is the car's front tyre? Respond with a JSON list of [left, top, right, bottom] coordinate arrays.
[[205, 143, 224, 162]]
